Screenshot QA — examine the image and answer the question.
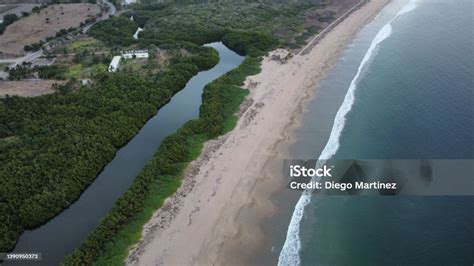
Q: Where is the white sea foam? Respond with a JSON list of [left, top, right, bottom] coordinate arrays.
[[398, 0, 418, 16], [278, 1, 418, 265]]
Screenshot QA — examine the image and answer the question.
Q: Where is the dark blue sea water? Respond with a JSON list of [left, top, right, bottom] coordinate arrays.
[[279, 1, 474, 265], [336, 0, 473, 160]]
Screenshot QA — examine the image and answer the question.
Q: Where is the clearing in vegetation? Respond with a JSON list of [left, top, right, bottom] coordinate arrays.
[[0, 80, 62, 97]]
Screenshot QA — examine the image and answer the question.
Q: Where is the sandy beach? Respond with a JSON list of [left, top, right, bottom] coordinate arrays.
[[126, 0, 390, 265]]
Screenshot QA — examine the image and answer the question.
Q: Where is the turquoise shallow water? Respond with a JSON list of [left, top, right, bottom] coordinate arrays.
[[280, 0, 474, 265]]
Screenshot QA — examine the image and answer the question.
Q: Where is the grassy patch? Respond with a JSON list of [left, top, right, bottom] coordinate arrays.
[[66, 64, 83, 79], [89, 64, 108, 77], [186, 133, 207, 160], [222, 115, 239, 134], [66, 38, 101, 52], [0, 63, 10, 71]]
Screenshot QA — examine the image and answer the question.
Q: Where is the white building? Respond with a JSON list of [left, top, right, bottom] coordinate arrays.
[[122, 50, 149, 59], [123, 0, 137, 5], [108, 56, 121, 72], [133, 27, 143, 40], [108, 50, 149, 72]]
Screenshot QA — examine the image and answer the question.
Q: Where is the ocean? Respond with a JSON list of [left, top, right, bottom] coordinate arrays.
[[279, 0, 474, 265]]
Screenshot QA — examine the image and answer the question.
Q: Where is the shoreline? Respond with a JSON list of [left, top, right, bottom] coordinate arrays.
[[126, 0, 391, 265]]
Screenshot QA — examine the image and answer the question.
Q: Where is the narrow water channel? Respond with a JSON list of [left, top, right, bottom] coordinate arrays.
[[8, 42, 244, 266]]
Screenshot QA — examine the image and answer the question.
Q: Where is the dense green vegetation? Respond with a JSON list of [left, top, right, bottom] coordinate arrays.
[[6, 64, 68, 80], [89, 16, 139, 47], [1, 0, 323, 261], [139, 0, 309, 37], [98, 1, 321, 51], [23, 41, 44, 52], [0, 44, 218, 252]]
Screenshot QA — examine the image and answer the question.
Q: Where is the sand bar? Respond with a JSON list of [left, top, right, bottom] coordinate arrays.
[[126, 0, 390, 265]]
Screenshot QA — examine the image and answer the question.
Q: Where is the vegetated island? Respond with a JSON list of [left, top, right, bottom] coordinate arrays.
[[0, 0, 379, 265]]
